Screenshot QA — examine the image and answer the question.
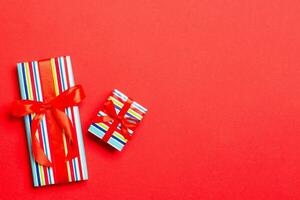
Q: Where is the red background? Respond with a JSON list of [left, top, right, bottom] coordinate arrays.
[[0, 0, 300, 199]]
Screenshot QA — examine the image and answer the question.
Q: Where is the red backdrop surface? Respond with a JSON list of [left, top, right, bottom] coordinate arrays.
[[0, 0, 300, 199]]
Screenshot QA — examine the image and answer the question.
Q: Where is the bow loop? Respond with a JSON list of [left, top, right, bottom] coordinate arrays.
[[103, 99, 118, 118], [52, 85, 85, 110], [122, 117, 139, 129], [12, 100, 41, 116], [12, 85, 85, 167]]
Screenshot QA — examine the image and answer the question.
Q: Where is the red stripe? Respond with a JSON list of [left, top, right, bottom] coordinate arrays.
[[57, 58, 76, 181], [54, 58, 63, 94], [64, 56, 83, 180], [38, 59, 69, 184], [59, 57, 76, 181], [28, 62, 49, 186], [54, 57, 75, 182]]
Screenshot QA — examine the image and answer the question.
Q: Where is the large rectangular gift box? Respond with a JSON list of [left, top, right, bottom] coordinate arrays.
[[88, 89, 147, 151], [16, 56, 88, 187]]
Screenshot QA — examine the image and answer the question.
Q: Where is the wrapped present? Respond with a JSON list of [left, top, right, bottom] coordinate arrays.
[[12, 56, 88, 187], [88, 89, 147, 151]]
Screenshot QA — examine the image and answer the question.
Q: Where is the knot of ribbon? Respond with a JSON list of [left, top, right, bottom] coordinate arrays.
[[12, 85, 85, 167], [93, 99, 139, 141]]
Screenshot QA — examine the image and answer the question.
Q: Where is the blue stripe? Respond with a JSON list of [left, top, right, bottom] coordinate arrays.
[[24, 66, 41, 186], [111, 135, 126, 145], [59, 57, 79, 181], [93, 123, 107, 133], [21, 64, 28, 99], [125, 111, 139, 120], [89, 124, 125, 151], [40, 120, 52, 184], [29, 114, 41, 187], [113, 104, 140, 121], [92, 123, 126, 145], [89, 125, 105, 139], [22, 63, 41, 187], [59, 57, 66, 91], [18, 64, 39, 186], [66, 56, 88, 180], [32, 62, 53, 185], [112, 102, 137, 119], [107, 137, 125, 151], [132, 102, 147, 113], [73, 159, 78, 181], [113, 89, 128, 102]]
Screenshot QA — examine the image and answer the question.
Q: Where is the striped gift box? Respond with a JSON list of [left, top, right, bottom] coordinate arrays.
[[88, 89, 147, 151], [17, 56, 88, 187]]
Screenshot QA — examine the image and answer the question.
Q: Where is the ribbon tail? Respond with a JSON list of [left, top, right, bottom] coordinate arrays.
[[32, 136, 52, 167], [120, 125, 131, 140], [120, 118, 139, 140], [52, 108, 79, 160], [31, 113, 52, 167]]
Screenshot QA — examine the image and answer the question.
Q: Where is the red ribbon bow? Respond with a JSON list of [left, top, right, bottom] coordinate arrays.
[[12, 85, 85, 167], [93, 99, 139, 141]]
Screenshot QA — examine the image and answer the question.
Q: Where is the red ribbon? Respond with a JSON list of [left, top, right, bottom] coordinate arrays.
[[12, 85, 85, 167], [93, 99, 139, 142]]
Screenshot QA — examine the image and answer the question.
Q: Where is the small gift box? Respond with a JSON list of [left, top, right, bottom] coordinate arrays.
[[12, 56, 88, 187], [88, 89, 147, 151]]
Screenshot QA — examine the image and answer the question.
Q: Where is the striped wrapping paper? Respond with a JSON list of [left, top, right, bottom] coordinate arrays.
[[17, 56, 88, 187], [88, 89, 147, 151]]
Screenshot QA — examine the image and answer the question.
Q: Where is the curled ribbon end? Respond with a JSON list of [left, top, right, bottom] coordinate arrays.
[[33, 150, 53, 167], [31, 126, 53, 167]]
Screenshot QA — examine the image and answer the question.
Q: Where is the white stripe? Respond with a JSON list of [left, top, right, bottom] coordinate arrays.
[[75, 158, 81, 181], [55, 57, 72, 181], [132, 101, 148, 113], [59, 57, 68, 90], [32, 61, 50, 185], [34, 61, 55, 184], [59, 56, 77, 181], [113, 89, 128, 101], [17, 63, 39, 187], [66, 56, 88, 180], [26, 62, 47, 186]]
